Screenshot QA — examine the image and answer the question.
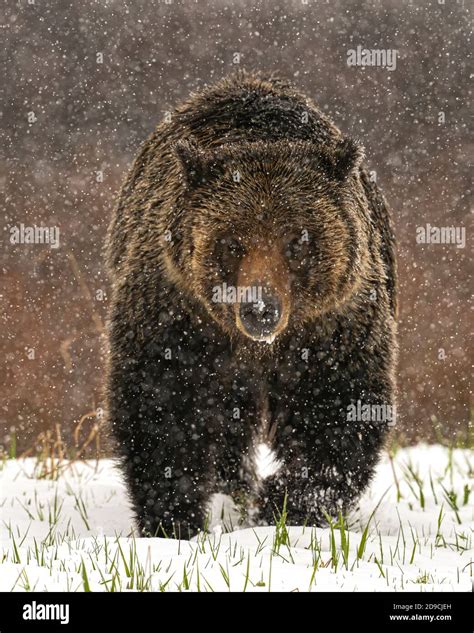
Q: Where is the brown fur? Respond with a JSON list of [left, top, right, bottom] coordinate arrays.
[[105, 71, 397, 537]]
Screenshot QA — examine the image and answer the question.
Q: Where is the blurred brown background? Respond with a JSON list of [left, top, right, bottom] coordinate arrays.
[[2, 0, 471, 457]]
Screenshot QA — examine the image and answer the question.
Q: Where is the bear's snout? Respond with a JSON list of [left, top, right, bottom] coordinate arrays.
[[235, 242, 290, 343], [238, 285, 283, 341]]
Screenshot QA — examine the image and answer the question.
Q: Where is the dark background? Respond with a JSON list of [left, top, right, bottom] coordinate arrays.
[[2, 0, 471, 458]]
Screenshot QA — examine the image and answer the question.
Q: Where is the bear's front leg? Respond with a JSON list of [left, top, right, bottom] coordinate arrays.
[[253, 428, 384, 528], [254, 337, 395, 527], [108, 351, 220, 538], [106, 295, 235, 538]]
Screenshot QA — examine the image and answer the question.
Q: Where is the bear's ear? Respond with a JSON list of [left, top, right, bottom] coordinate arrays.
[[329, 138, 365, 181], [174, 138, 206, 188], [174, 138, 225, 189]]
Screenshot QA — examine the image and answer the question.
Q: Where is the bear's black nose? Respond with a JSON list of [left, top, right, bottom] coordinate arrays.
[[239, 291, 282, 340]]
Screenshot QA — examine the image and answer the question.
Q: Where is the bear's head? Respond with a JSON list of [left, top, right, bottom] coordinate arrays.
[[167, 137, 369, 345]]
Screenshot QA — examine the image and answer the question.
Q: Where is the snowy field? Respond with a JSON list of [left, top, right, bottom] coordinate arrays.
[[0, 445, 472, 592]]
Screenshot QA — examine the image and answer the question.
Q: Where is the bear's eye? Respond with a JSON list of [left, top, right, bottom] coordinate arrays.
[[286, 236, 303, 256], [216, 235, 244, 275], [285, 235, 310, 271], [219, 236, 244, 260], [222, 237, 242, 256]]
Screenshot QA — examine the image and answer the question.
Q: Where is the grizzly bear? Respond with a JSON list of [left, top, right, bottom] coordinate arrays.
[[105, 71, 397, 538]]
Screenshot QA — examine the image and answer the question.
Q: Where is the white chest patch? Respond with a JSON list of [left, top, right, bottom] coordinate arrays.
[[254, 442, 282, 480]]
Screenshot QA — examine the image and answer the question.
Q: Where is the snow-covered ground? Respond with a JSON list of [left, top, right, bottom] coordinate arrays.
[[1, 445, 472, 592]]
